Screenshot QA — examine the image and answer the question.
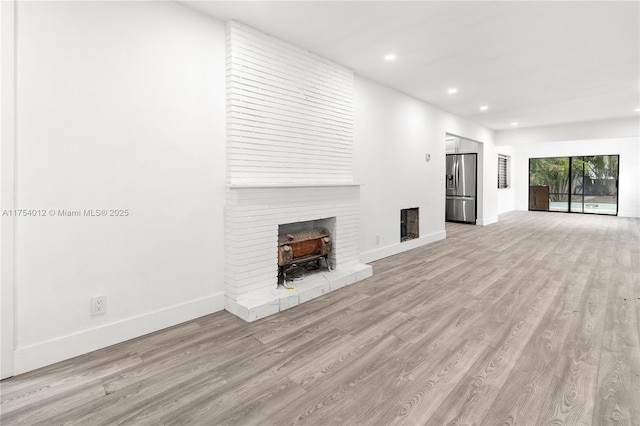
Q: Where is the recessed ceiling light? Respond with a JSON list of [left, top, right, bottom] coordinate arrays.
[[384, 53, 396, 62], [480, 105, 489, 111], [636, 107, 640, 112], [447, 88, 458, 94], [510, 122, 518, 126]]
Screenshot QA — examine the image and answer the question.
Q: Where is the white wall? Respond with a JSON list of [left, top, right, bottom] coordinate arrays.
[[11, 1, 227, 374], [1, 0, 17, 379], [508, 138, 640, 217], [495, 117, 639, 146], [496, 118, 640, 218], [354, 77, 497, 263], [4, 1, 506, 375]]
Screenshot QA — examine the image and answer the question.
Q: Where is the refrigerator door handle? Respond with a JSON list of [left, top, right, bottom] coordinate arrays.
[[456, 158, 460, 192], [447, 195, 475, 200], [454, 157, 459, 192]]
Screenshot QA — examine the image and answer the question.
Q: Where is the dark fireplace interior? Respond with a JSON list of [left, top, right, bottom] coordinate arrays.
[[401, 208, 419, 242], [277, 218, 336, 287]]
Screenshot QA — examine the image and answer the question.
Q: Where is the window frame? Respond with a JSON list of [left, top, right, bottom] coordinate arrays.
[[498, 154, 510, 189]]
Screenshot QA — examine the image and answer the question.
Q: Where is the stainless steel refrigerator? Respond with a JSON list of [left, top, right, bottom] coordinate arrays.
[[446, 153, 477, 224]]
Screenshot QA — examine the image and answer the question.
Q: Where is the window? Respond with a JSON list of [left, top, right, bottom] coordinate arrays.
[[528, 155, 619, 215], [498, 154, 510, 188]]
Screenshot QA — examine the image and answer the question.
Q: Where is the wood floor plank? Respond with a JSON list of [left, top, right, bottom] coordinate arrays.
[[593, 347, 640, 426], [1, 211, 638, 425], [222, 327, 352, 388], [134, 311, 243, 361], [0, 352, 142, 414], [187, 376, 305, 426], [253, 293, 370, 344], [101, 335, 264, 395], [37, 369, 226, 426], [102, 372, 229, 426], [601, 269, 640, 352], [459, 276, 548, 348], [426, 276, 559, 426], [536, 247, 611, 425], [288, 311, 412, 391], [0, 381, 106, 426], [363, 337, 487, 426], [0, 348, 142, 398], [593, 252, 640, 426], [262, 334, 405, 425], [480, 274, 589, 425]]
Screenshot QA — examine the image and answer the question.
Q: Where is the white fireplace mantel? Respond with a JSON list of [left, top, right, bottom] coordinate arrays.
[[228, 183, 362, 189]]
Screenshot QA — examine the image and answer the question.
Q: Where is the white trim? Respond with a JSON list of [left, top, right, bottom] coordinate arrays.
[[1, 0, 16, 380], [477, 216, 499, 226], [359, 230, 446, 264], [228, 183, 362, 189], [617, 211, 640, 219], [14, 293, 224, 375]]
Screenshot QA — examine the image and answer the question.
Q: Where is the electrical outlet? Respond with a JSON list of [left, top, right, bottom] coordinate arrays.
[[91, 295, 107, 316], [375, 235, 380, 245]]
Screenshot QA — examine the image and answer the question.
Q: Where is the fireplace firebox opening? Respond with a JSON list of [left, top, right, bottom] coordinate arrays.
[[277, 218, 336, 287], [401, 208, 419, 242]]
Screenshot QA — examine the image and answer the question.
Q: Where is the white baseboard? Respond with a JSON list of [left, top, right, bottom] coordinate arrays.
[[477, 216, 498, 226], [13, 292, 225, 375], [359, 231, 446, 264], [618, 211, 640, 218]]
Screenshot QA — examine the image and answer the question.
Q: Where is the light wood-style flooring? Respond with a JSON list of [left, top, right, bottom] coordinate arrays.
[[2, 211, 639, 425]]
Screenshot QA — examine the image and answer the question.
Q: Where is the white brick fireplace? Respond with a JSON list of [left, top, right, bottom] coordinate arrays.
[[224, 185, 371, 321], [223, 22, 372, 321]]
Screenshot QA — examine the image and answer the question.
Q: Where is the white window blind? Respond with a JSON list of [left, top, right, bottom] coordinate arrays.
[[498, 154, 510, 188]]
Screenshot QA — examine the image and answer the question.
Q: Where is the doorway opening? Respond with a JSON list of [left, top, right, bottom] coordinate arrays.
[[445, 134, 479, 225]]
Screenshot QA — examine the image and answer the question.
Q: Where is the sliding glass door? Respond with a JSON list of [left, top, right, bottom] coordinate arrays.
[[529, 157, 570, 212], [570, 158, 585, 213], [578, 155, 618, 214], [529, 155, 618, 215]]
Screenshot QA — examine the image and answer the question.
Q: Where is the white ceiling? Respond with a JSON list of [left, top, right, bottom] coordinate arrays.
[[180, 1, 640, 130]]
